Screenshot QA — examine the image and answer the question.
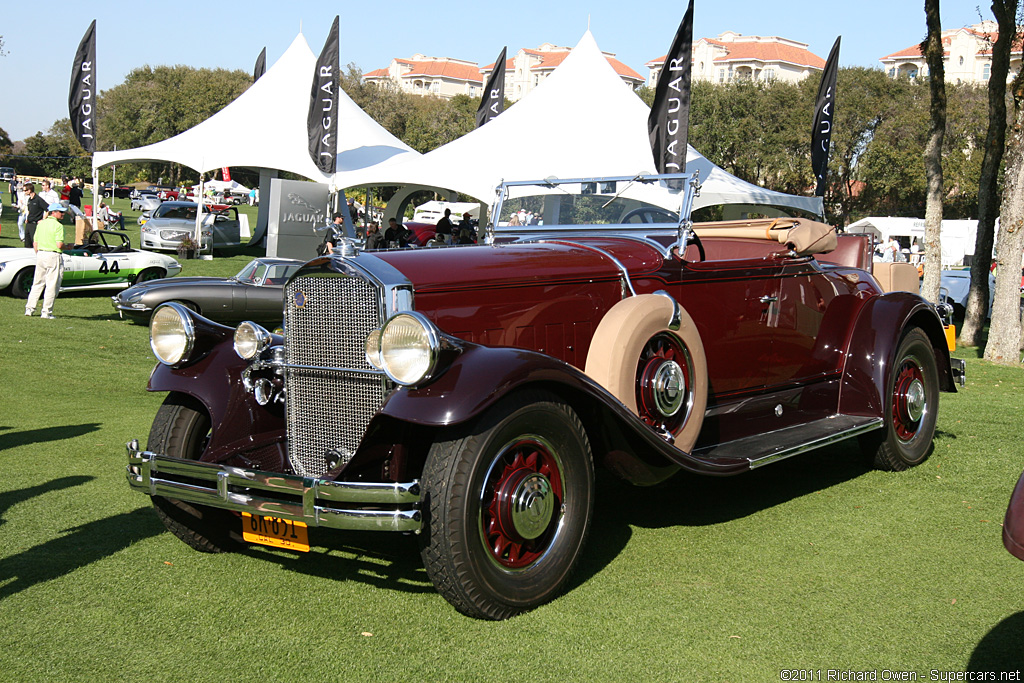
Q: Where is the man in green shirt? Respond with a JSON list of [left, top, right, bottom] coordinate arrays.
[[25, 203, 67, 319]]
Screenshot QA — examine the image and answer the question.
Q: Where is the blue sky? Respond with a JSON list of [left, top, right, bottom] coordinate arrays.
[[0, 0, 986, 142]]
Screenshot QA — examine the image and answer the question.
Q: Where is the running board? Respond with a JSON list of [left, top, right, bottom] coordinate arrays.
[[692, 415, 884, 469]]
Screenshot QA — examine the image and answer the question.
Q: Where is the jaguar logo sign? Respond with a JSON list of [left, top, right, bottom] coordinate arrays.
[[266, 177, 330, 259], [283, 193, 326, 226]]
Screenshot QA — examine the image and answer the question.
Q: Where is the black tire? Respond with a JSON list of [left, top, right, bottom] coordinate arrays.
[[148, 393, 240, 552], [419, 390, 594, 620], [133, 267, 165, 285], [860, 328, 940, 471], [11, 267, 34, 298]]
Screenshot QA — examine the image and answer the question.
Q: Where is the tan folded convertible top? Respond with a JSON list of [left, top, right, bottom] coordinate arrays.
[[692, 218, 837, 257]]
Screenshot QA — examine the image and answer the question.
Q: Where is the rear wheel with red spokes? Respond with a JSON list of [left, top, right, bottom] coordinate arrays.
[[861, 328, 939, 471]]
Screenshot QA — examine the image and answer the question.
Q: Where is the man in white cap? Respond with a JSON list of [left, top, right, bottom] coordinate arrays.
[[25, 203, 67, 319]]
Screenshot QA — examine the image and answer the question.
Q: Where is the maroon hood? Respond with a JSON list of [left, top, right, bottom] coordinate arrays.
[[373, 238, 667, 294]]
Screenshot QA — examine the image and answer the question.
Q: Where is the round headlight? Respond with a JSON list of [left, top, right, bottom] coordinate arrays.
[[379, 312, 439, 386], [150, 303, 195, 365], [365, 328, 383, 369], [234, 321, 271, 360]]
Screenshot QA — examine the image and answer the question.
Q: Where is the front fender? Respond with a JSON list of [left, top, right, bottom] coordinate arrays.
[[377, 343, 748, 476], [378, 344, 595, 426], [147, 327, 286, 465], [838, 291, 955, 419]]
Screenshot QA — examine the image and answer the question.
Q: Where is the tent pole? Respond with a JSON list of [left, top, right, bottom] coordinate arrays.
[[92, 168, 99, 231], [196, 173, 205, 253]]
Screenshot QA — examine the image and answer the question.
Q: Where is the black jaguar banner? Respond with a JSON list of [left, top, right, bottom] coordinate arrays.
[[812, 36, 841, 196], [69, 20, 97, 154], [307, 16, 340, 174], [648, 0, 693, 186], [253, 47, 267, 82], [476, 46, 507, 128]]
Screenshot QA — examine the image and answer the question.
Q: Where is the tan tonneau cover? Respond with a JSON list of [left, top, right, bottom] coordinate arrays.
[[692, 218, 837, 257]]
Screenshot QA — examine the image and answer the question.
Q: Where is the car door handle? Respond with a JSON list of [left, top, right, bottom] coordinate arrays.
[[759, 295, 778, 304]]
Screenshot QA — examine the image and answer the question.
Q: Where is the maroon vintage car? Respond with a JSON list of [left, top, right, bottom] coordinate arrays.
[[1005, 470, 1024, 561], [126, 174, 963, 620]]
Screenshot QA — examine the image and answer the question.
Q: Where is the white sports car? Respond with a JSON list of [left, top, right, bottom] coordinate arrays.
[[0, 230, 182, 298]]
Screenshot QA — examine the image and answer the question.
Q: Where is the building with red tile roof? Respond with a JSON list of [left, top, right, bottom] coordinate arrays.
[[646, 31, 825, 88], [480, 43, 645, 102], [879, 20, 1023, 84], [364, 54, 484, 99]]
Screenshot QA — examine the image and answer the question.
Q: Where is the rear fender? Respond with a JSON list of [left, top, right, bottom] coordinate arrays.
[[838, 292, 955, 419]]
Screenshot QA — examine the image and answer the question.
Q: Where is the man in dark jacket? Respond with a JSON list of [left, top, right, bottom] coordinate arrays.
[[364, 222, 387, 250], [384, 218, 413, 248], [434, 208, 455, 242], [22, 183, 51, 248]]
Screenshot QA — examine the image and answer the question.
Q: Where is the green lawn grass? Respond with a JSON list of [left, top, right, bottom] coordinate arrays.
[[0, 195, 1022, 681]]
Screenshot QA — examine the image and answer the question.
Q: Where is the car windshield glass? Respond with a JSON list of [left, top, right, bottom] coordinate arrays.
[[498, 194, 679, 226], [494, 176, 694, 229], [264, 264, 301, 285], [235, 261, 262, 284], [154, 205, 197, 220]]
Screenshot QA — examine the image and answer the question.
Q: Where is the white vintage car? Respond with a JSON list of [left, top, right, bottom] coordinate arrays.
[[0, 230, 182, 298]]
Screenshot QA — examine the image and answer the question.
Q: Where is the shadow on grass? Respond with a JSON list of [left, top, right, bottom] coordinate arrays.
[[210, 441, 879, 602], [0, 475, 94, 527], [238, 528, 433, 593], [967, 610, 1024, 672], [0, 507, 164, 601], [0, 424, 102, 452], [565, 442, 875, 591], [592, 440, 869, 532]]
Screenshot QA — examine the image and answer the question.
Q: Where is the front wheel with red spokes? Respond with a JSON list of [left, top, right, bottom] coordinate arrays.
[[419, 390, 594, 620]]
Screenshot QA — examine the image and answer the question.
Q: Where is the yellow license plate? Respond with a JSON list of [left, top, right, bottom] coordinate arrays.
[[241, 513, 310, 552]]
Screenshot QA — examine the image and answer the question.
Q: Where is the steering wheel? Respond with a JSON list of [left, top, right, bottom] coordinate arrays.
[[620, 207, 679, 224]]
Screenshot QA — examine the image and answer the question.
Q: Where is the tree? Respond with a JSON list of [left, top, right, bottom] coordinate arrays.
[[402, 95, 478, 153], [0, 126, 12, 156], [920, 0, 947, 304], [984, 68, 1024, 364], [960, 0, 1020, 346], [20, 119, 92, 179]]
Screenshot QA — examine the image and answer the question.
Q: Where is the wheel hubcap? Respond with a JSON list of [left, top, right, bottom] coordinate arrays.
[[904, 378, 926, 423], [651, 360, 685, 417], [481, 437, 564, 569], [497, 471, 554, 541]]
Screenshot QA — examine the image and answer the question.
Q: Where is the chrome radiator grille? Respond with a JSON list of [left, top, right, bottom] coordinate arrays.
[[284, 273, 386, 477]]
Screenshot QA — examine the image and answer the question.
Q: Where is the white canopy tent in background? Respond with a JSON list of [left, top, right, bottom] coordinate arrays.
[[92, 33, 420, 244], [93, 32, 418, 179], [330, 31, 823, 217]]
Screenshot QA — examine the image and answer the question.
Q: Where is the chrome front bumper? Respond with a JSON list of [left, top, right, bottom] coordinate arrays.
[[125, 440, 422, 533]]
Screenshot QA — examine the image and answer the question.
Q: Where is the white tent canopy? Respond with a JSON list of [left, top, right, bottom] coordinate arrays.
[[330, 31, 822, 215], [93, 33, 419, 180]]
